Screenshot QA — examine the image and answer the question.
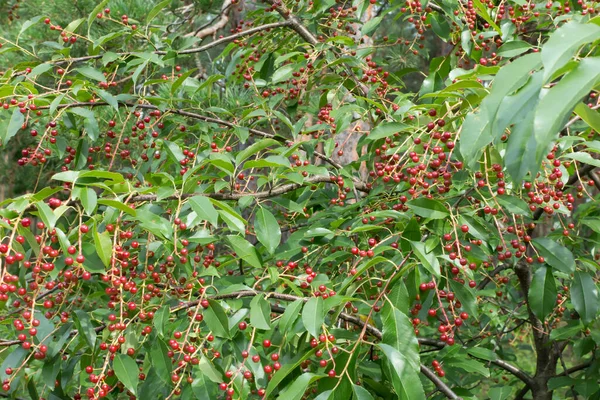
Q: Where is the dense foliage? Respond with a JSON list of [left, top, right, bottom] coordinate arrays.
[[0, 0, 600, 399]]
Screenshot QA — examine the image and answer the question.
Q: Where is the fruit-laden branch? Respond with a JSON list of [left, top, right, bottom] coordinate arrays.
[[265, 0, 370, 98], [128, 175, 369, 202], [13, 21, 292, 70], [532, 163, 596, 221], [0, 287, 530, 398], [177, 290, 533, 392], [36, 101, 352, 172]]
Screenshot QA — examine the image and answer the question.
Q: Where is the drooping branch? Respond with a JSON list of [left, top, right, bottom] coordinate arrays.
[[174, 290, 532, 391], [532, 163, 596, 221], [36, 101, 354, 173], [0, 286, 530, 399], [13, 21, 291, 70], [129, 175, 369, 203]]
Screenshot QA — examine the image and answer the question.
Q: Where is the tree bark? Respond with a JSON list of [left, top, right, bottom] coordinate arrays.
[[515, 261, 558, 400]]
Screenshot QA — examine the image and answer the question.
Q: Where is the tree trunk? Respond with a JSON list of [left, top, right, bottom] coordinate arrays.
[[515, 261, 558, 400]]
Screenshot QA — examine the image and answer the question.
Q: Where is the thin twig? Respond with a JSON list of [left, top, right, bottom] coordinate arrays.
[[12, 21, 292, 71]]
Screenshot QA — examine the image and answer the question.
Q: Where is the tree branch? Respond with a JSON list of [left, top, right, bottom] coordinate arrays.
[[13, 21, 291, 70], [264, 0, 318, 45], [128, 175, 369, 203], [186, 0, 233, 38], [35, 101, 354, 173], [421, 365, 463, 400], [489, 359, 534, 387]]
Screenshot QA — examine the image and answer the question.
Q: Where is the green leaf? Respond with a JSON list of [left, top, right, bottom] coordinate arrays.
[[444, 356, 490, 377], [449, 280, 479, 319], [163, 140, 185, 162], [493, 70, 543, 141], [203, 300, 230, 338], [198, 356, 222, 382], [192, 369, 219, 399], [302, 297, 324, 338], [171, 68, 196, 94], [255, 208, 281, 255], [472, 0, 502, 35], [279, 299, 303, 335], [250, 295, 272, 330], [73, 310, 97, 348], [28, 63, 53, 78], [272, 65, 294, 83], [235, 139, 280, 164], [381, 303, 419, 370], [208, 152, 234, 175], [97, 199, 137, 217], [150, 339, 172, 385], [50, 93, 66, 115], [377, 344, 425, 400], [496, 195, 531, 216], [504, 102, 538, 183], [574, 102, 600, 132], [3, 107, 24, 145], [80, 170, 125, 182], [361, 15, 383, 35], [132, 60, 150, 85], [278, 373, 325, 400], [550, 321, 583, 340], [532, 238, 576, 273], [541, 21, 600, 80], [467, 347, 498, 361], [460, 52, 542, 165], [135, 209, 173, 239], [69, 107, 99, 141], [565, 152, 600, 168], [147, 0, 171, 24], [18, 16, 42, 39], [534, 57, 600, 167], [353, 384, 375, 400], [76, 66, 106, 82], [366, 122, 409, 141], [96, 89, 119, 111], [88, 0, 110, 32], [113, 353, 139, 396], [497, 40, 532, 57], [93, 226, 112, 268], [80, 187, 98, 215], [65, 18, 86, 33], [0, 348, 27, 381], [406, 198, 449, 219], [410, 241, 440, 277], [265, 348, 319, 398], [36, 201, 58, 229], [27, 378, 40, 400], [153, 306, 169, 338], [227, 235, 262, 269], [218, 209, 246, 234], [571, 271, 599, 325], [189, 196, 219, 228], [528, 266, 557, 321]]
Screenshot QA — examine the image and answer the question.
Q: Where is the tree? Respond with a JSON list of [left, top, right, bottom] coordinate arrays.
[[0, 0, 599, 398]]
